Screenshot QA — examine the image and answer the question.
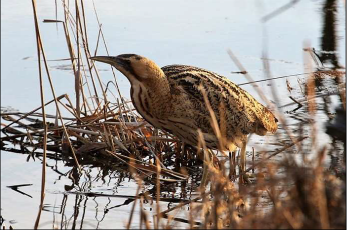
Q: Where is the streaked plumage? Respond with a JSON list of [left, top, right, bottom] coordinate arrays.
[[91, 54, 278, 175]]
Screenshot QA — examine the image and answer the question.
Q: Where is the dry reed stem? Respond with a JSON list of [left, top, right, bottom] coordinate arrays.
[[238, 71, 319, 86], [106, 150, 155, 178], [140, 196, 151, 229], [198, 84, 227, 156], [261, 45, 301, 158], [63, 94, 86, 120], [314, 146, 330, 229], [74, 0, 81, 120], [304, 42, 318, 151], [57, 100, 80, 121], [232, 45, 300, 154], [32, 1, 82, 174], [60, 0, 105, 108], [91, 0, 126, 106], [31, 0, 48, 228], [227, 49, 273, 108], [279, 91, 341, 109], [2, 1, 343, 228], [261, 0, 299, 22], [126, 180, 142, 229], [197, 129, 211, 189], [155, 158, 161, 228]]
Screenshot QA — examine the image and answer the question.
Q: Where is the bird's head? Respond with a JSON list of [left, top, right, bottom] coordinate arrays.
[[90, 54, 164, 84]]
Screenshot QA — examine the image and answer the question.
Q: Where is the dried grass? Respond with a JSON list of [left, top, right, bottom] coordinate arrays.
[[0, 0, 345, 229]]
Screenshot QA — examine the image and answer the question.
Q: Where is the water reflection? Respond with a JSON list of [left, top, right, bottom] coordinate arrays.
[[1, 0, 345, 229], [319, 0, 341, 69]]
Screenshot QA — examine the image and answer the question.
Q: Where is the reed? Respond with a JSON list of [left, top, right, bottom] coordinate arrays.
[[0, 0, 345, 229]]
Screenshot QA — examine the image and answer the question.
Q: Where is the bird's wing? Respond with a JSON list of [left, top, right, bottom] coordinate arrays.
[[162, 65, 277, 138]]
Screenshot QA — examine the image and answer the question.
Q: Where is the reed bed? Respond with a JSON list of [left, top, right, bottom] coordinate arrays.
[[1, 0, 345, 229]]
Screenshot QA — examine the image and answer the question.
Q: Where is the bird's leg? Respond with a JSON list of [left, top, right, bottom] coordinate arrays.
[[229, 151, 237, 181], [200, 149, 212, 189], [182, 142, 187, 170], [175, 142, 183, 170], [240, 141, 247, 172], [239, 140, 247, 183]]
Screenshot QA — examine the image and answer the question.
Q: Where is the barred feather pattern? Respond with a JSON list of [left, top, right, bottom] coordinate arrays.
[[157, 65, 277, 151], [91, 54, 278, 152]]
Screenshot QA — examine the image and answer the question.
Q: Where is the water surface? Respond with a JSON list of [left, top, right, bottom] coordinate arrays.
[[1, 0, 345, 228]]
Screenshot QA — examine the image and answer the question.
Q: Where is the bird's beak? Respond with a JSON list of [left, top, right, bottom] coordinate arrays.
[[90, 56, 127, 69]]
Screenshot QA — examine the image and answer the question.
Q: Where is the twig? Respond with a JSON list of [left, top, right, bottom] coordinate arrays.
[[31, 0, 48, 228], [126, 182, 142, 229], [157, 197, 201, 217], [289, 96, 303, 108], [262, 0, 300, 22], [238, 72, 315, 86], [2, 94, 66, 131]]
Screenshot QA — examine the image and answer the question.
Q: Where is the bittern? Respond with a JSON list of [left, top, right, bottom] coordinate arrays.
[[91, 54, 278, 184]]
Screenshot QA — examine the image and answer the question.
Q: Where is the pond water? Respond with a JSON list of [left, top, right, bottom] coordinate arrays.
[[1, 0, 345, 229]]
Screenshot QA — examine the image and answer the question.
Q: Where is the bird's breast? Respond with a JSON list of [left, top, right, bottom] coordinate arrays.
[[130, 83, 170, 130]]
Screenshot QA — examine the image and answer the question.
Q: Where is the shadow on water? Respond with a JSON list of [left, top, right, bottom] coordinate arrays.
[[319, 0, 341, 69], [1, 0, 345, 229]]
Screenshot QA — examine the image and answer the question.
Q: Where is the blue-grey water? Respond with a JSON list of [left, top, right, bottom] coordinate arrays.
[[1, 0, 345, 228]]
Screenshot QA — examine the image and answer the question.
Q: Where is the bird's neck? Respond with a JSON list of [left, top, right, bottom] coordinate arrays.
[[148, 75, 172, 117], [131, 72, 172, 120]]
